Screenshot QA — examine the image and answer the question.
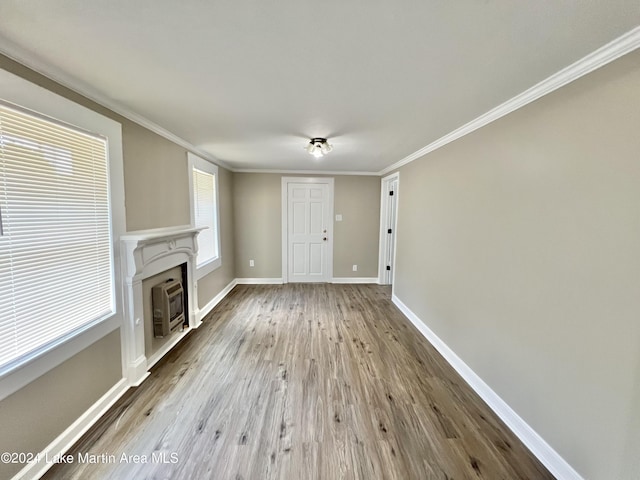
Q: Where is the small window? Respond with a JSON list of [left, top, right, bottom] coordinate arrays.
[[188, 153, 221, 278]]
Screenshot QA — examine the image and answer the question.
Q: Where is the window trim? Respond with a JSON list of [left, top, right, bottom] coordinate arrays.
[[187, 152, 221, 279], [0, 67, 125, 402]]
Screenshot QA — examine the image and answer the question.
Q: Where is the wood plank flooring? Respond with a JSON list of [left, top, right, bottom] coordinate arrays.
[[44, 284, 554, 480]]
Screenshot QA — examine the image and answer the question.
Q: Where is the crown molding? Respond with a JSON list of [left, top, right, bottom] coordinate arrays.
[[0, 38, 230, 171], [3, 24, 638, 178], [379, 25, 640, 176], [232, 168, 379, 176]]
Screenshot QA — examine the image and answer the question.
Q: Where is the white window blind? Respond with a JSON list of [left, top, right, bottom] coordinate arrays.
[[0, 102, 114, 371], [192, 167, 218, 267]]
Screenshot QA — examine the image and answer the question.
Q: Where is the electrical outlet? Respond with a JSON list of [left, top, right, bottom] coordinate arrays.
[[249, 259, 255, 267], [335, 214, 343, 221], [352, 264, 358, 272]]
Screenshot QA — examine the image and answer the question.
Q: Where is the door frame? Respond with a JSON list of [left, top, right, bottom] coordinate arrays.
[[378, 172, 399, 285], [281, 177, 334, 283]]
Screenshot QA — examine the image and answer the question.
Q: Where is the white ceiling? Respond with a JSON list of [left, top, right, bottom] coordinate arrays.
[[0, 1, 638, 173]]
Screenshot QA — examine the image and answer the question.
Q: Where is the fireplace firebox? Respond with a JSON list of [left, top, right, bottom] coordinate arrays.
[[152, 278, 185, 337]]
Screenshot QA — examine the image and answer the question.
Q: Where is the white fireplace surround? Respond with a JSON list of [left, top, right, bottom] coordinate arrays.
[[120, 225, 205, 386]]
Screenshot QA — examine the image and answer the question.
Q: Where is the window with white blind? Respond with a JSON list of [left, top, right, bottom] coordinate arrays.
[[0, 101, 114, 372], [188, 152, 221, 278]]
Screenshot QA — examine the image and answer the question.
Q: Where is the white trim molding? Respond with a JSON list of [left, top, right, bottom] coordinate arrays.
[[392, 294, 584, 480], [234, 168, 379, 176], [0, 68, 126, 403], [146, 329, 192, 371], [188, 152, 222, 278], [0, 317, 120, 402], [378, 172, 400, 285], [379, 26, 640, 176], [236, 278, 284, 285], [2, 26, 637, 178], [10, 277, 241, 480], [0, 39, 230, 172], [331, 277, 379, 284], [195, 279, 239, 322], [13, 378, 129, 480], [120, 226, 204, 386]]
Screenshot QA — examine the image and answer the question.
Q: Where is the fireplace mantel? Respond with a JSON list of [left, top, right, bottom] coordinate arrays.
[[120, 225, 205, 385]]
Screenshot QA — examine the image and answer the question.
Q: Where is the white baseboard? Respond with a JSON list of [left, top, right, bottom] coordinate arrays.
[[235, 277, 379, 285], [11, 278, 242, 480], [331, 277, 379, 284], [235, 278, 284, 284], [146, 328, 192, 371], [391, 294, 583, 480], [196, 279, 238, 322], [14, 378, 129, 480]]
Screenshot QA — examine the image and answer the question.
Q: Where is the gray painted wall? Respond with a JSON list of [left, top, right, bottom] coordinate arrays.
[[3, 43, 638, 480], [333, 176, 380, 278], [394, 50, 640, 480], [233, 173, 282, 278], [0, 331, 122, 479], [233, 173, 380, 279], [0, 54, 236, 478]]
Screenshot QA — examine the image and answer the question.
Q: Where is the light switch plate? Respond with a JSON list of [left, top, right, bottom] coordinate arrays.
[[335, 214, 343, 221]]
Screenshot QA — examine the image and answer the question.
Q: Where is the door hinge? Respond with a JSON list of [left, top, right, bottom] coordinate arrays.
[[387, 228, 392, 234], [386, 265, 391, 271], [389, 190, 394, 196]]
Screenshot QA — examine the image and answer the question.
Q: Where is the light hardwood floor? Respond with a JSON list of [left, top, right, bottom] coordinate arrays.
[[44, 284, 554, 479]]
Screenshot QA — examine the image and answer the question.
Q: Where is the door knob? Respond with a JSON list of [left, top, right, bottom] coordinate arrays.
[[323, 237, 327, 241]]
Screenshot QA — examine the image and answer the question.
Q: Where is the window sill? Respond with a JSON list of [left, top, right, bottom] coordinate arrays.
[[194, 256, 222, 280], [0, 314, 120, 402]]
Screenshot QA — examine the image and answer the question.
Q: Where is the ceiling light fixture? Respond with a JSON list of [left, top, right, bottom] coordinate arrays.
[[305, 138, 333, 158]]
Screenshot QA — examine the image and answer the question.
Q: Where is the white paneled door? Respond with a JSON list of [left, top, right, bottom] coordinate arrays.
[[285, 180, 332, 282]]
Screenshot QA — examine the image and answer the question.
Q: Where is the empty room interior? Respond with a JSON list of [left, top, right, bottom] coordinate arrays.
[[0, 2, 639, 480]]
